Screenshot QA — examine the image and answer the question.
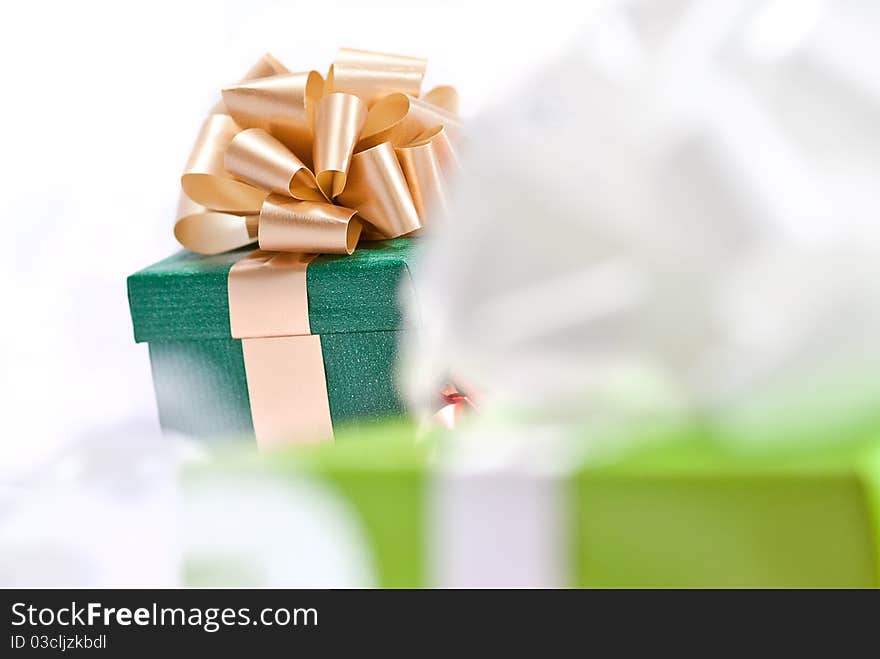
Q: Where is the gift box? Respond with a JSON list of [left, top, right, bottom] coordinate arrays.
[[127, 238, 416, 440], [127, 48, 462, 444], [183, 422, 880, 587]]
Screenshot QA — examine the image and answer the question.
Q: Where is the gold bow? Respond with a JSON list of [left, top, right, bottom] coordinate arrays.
[[174, 48, 461, 256]]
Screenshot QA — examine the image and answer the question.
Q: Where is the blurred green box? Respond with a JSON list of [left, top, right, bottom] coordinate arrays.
[[186, 421, 880, 588], [571, 433, 880, 587]]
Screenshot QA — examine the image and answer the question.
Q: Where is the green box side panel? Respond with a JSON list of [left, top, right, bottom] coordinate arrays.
[[181, 427, 429, 587], [322, 331, 405, 427], [149, 339, 253, 437], [281, 425, 428, 587], [129, 247, 246, 343], [569, 473, 879, 588], [148, 330, 406, 437], [306, 240, 416, 336], [127, 238, 417, 343], [857, 446, 880, 587], [323, 468, 426, 588]]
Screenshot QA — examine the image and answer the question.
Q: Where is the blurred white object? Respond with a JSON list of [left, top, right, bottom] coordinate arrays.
[[406, 0, 880, 442], [185, 471, 376, 587], [0, 421, 179, 586]]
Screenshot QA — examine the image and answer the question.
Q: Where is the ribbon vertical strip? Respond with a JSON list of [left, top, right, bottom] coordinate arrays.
[[228, 251, 333, 447]]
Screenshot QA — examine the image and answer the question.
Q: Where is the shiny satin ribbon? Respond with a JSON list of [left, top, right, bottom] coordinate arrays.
[[432, 384, 478, 431], [175, 48, 462, 256], [228, 251, 333, 447]]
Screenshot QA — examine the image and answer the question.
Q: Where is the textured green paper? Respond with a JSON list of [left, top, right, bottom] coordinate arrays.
[[149, 339, 252, 436], [127, 238, 417, 343], [127, 239, 417, 435]]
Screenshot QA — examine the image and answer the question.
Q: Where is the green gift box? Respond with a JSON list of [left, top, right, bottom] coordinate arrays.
[[184, 422, 880, 587], [127, 238, 417, 438]]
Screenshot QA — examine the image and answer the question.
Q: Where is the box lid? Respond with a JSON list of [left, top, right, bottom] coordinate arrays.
[[128, 238, 417, 343]]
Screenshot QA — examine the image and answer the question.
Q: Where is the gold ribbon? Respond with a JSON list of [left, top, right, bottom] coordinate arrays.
[[175, 48, 461, 256], [228, 251, 332, 448], [172, 49, 461, 448]]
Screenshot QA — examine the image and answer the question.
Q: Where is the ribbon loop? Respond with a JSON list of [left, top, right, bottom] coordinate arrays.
[[405, 96, 463, 143], [241, 53, 291, 81], [328, 47, 427, 102], [359, 93, 463, 151], [337, 141, 421, 238], [211, 53, 290, 115], [423, 85, 460, 114], [258, 195, 362, 254], [222, 71, 324, 164], [181, 114, 268, 213], [396, 126, 457, 221], [358, 93, 411, 150], [173, 193, 258, 255], [313, 92, 368, 199], [225, 128, 324, 201]]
